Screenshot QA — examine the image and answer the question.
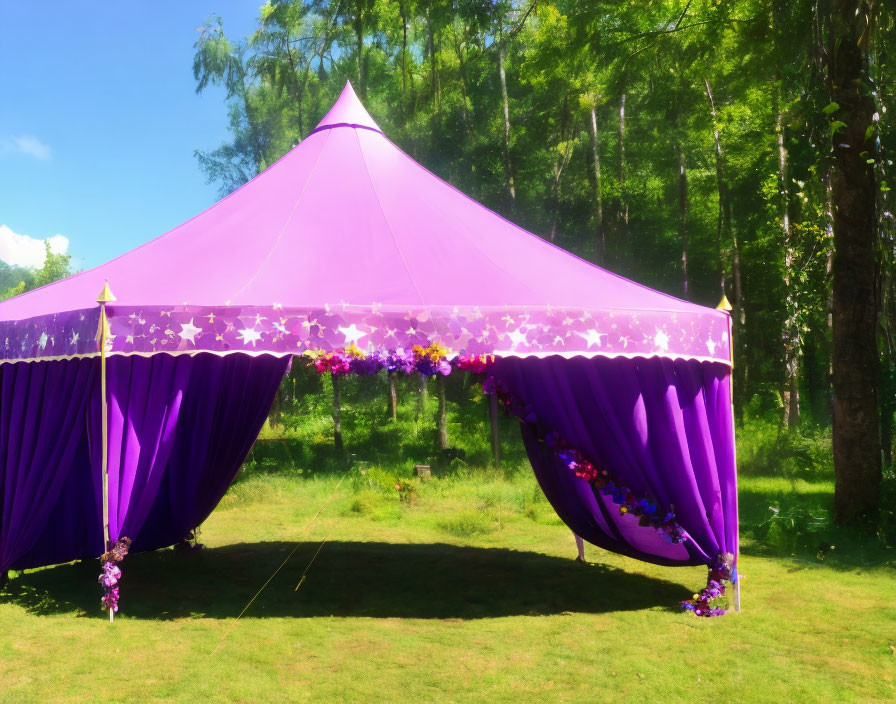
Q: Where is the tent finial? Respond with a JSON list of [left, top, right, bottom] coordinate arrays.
[[96, 280, 116, 304], [716, 294, 733, 311]]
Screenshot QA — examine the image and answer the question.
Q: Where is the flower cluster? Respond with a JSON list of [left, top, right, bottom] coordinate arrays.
[[394, 480, 418, 504], [305, 343, 453, 377], [98, 537, 131, 613], [453, 354, 496, 374], [681, 552, 735, 617]]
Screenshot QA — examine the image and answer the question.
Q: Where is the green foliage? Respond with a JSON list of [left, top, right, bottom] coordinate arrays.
[[191, 0, 896, 435], [438, 509, 497, 537], [0, 242, 72, 301]]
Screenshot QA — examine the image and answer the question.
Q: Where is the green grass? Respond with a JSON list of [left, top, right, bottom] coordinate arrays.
[[2, 466, 895, 703]]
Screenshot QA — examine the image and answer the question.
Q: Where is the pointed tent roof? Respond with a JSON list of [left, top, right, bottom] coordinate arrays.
[[0, 82, 730, 364]]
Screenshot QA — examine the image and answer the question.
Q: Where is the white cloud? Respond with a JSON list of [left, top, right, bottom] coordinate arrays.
[[0, 135, 51, 160], [0, 225, 69, 269]]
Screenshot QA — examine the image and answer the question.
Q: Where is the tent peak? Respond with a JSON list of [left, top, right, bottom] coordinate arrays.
[[310, 81, 383, 136]]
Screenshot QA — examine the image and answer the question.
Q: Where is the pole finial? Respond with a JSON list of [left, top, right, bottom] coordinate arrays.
[[96, 280, 116, 304], [716, 294, 733, 311]]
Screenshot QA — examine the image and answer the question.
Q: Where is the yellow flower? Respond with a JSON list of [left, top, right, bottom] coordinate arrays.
[[345, 342, 366, 359]]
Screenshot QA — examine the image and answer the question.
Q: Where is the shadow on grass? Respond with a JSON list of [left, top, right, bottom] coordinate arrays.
[[3, 541, 692, 620]]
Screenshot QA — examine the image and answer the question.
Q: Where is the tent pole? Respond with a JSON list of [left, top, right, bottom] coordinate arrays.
[[718, 295, 741, 614], [96, 282, 116, 622]]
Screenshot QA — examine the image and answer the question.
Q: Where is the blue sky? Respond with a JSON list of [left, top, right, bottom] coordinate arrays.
[[0, 2, 262, 270]]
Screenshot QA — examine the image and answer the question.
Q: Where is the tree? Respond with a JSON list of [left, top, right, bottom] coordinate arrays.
[[826, 0, 881, 524], [0, 242, 72, 300]]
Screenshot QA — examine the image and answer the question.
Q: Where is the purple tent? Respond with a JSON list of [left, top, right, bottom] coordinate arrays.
[[0, 83, 737, 614]]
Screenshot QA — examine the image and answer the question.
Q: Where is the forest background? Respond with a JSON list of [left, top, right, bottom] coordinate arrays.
[[1, 0, 892, 537]]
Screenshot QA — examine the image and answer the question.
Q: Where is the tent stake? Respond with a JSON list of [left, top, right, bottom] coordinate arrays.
[[96, 281, 116, 622]]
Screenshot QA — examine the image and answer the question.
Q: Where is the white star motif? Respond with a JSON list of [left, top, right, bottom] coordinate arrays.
[[38, 333, 48, 349], [339, 324, 366, 345], [553, 335, 566, 346], [506, 327, 528, 348], [70, 332, 80, 346], [206, 312, 216, 324], [706, 337, 717, 355], [178, 318, 202, 345], [406, 326, 417, 335], [722, 331, 729, 343], [239, 328, 262, 346], [578, 329, 606, 349], [654, 330, 670, 352]]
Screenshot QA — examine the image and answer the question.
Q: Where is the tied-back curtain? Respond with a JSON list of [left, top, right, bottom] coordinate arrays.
[[0, 358, 98, 571], [134, 353, 289, 552], [9, 352, 287, 570], [491, 355, 737, 568]]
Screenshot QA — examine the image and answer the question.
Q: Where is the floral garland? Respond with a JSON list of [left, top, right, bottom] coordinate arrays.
[[465, 367, 687, 545], [306, 342, 453, 377], [681, 552, 735, 617], [98, 537, 131, 614]]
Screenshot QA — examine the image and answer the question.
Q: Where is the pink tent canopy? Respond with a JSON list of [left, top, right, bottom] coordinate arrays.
[[0, 82, 730, 366]]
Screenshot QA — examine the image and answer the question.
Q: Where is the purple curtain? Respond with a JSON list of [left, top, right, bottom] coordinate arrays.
[[103, 354, 193, 545], [8, 353, 287, 570], [491, 355, 737, 568], [134, 353, 289, 552], [0, 358, 98, 571]]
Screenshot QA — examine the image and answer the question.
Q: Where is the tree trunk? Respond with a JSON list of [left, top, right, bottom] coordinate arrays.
[[489, 392, 501, 466], [388, 373, 398, 421], [331, 374, 344, 458], [704, 77, 743, 320], [704, 76, 746, 408], [829, 0, 881, 525], [549, 104, 573, 243], [436, 376, 448, 450], [498, 43, 516, 207], [427, 4, 439, 107], [618, 93, 629, 229], [353, 3, 365, 97], [400, 1, 408, 95], [676, 140, 689, 296], [778, 107, 800, 428], [589, 100, 605, 263], [415, 373, 427, 429]]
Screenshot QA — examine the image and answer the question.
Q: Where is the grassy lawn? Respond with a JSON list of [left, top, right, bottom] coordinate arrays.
[[1, 464, 894, 703]]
